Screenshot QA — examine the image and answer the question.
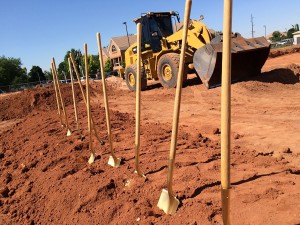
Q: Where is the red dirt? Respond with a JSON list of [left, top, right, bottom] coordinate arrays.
[[268, 44, 300, 58], [0, 47, 300, 225]]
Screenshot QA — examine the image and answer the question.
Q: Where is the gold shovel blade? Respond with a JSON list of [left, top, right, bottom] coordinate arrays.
[[157, 189, 180, 214], [88, 153, 96, 164], [66, 129, 72, 137], [107, 156, 121, 167], [134, 170, 147, 179]]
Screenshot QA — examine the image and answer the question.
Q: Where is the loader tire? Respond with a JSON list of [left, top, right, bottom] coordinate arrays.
[[157, 53, 187, 88], [125, 64, 147, 91]]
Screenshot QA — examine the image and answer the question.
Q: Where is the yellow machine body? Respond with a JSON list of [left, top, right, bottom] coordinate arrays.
[[122, 12, 270, 90]]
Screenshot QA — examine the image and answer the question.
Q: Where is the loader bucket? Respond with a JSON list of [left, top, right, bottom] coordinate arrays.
[[193, 37, 271, 88]]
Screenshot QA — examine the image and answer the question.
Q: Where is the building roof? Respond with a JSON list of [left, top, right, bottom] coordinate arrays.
[[292, 31, 300, 35], [102, 47, 109, 57], [110, 35, 137, 51]]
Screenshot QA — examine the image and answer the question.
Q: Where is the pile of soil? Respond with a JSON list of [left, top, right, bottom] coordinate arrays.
[[0, 51, 299, 224], [0, 84, 86, 121], [269, 44, 300, 58]]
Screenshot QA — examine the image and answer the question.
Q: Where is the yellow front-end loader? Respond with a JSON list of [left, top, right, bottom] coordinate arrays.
[[123, 11, 270, 91]]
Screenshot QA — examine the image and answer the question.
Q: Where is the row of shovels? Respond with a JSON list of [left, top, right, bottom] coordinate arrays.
[[51, 34, 120, 166], [51, 0, 232, 223]]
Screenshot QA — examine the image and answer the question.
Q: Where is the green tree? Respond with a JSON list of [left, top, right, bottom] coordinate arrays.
[[28, 66, 46, 83], [59, 49, 85, 78], [0, 56, 27, 86], [104, 58, 113, 72], [56, 49, 101, 79], [78, 54, 100, 78], [53, 49, 79, 79], [67, 49, 84, 73], [12, 73, 28, 85], [44, 70, 52, 81], [287, 28, 295, 38], [88, 55, 100, 77], [74, 49, 83, 77], [57, 62, 66, 80], [270, 31, 284, 42], [287, 24, 299, 38]]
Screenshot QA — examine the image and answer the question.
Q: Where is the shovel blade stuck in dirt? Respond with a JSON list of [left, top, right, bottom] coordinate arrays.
[[88, 153, 96, 164], [96, 32, 121, 169], [107, 155, 121, 167], [67, 129, 72, 137], [157, 0, 191, 215], [84, 43, 96, 165], [157, 189, 180, 214]]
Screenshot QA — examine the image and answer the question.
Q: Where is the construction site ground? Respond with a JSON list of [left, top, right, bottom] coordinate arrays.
[[0, 45, 300, 225]]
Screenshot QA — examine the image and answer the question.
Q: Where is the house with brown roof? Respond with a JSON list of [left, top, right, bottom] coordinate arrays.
[[108, 35, 136, 71], [101, 47, 109, 63]]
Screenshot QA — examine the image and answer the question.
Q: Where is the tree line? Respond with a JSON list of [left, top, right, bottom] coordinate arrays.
[[0, 48, 113, 88], [270, 24, 299, 42]]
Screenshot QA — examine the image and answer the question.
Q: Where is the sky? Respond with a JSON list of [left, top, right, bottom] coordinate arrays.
[[0, 0, 299, 72]]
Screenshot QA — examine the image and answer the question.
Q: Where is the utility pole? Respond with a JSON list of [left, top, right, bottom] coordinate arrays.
[[263, 25, 266, 38], [123, 22, 130, 48], [251, 14, 255, 38]]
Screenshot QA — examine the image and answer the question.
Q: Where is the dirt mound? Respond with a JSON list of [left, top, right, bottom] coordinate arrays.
[[269, 44, 300, 58], [0, 83, 88, 121], [258, 64, 300, 84], [287, 63, 300, 80]]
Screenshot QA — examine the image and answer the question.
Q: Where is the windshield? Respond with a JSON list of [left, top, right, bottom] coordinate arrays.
[[151, 16, 173, 37]]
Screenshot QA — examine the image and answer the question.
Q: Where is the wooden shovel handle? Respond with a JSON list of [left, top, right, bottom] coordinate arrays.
[[69, 53, 102, 144], [84, 44, 93, 154], [69, 53, 87, 105], [52, 58, 70, 130], [221, 0, 232, 224], [221, 0, 232, 191], [134, 22, 144, 176], [68, 58, 79, 129], [167, 0, 192, 193], [51, 62, 63, 125], [96, 32, 118, 160], [135, 23, 141, 152]]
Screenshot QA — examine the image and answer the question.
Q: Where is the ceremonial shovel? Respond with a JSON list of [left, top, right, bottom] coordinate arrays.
[[96, 32, 121, 167], [157, 0, 192, 214]]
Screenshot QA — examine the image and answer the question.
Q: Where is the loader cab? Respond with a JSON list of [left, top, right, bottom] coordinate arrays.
[[134, 12, 180, 53]]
